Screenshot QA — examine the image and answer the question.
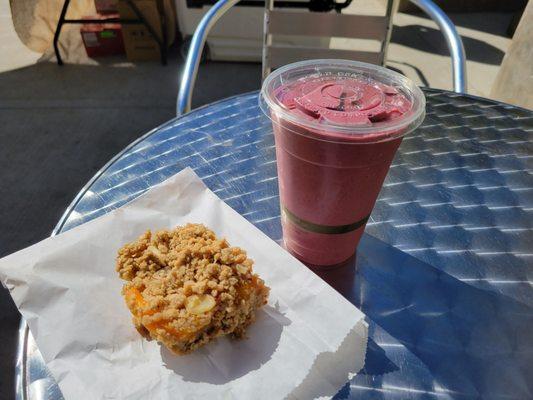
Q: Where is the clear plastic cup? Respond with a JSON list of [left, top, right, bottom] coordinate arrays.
[[259, 59, 426, 267]]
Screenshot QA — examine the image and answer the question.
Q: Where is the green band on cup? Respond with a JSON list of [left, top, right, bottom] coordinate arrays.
[[281, 206, 370, 235]]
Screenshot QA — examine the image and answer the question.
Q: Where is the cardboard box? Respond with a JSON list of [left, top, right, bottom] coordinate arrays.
[[95, 0, 118, 14], [80, 14, 125, 57], [117, 0, 176, 61]]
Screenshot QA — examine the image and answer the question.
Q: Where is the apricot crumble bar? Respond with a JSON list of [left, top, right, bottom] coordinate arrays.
[[116, 223, 270, 354]]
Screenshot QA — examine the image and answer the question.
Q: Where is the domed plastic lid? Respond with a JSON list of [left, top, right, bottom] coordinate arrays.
[[259, 59, 426, 141]]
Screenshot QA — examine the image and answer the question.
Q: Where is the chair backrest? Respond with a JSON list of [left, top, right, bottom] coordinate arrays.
[[262, 0, 398, 79], [177, 0, 467, 116]]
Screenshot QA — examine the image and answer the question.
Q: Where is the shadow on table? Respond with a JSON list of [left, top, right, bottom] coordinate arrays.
[[317, 234, 533, 399], [392, 24, 505, 65], [287, 318, 368, 399], [161, 305, 290, 384]]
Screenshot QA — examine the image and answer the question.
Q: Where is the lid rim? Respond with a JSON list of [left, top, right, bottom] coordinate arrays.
[[259, 59, 426, 137]]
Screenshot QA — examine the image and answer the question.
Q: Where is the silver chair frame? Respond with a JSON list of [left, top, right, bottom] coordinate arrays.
[[176, 0, 467, 116]]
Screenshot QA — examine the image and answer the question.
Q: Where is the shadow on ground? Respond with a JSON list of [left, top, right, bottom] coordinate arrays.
[[401, 10, 518, 37], [392, 24, 505, 65]]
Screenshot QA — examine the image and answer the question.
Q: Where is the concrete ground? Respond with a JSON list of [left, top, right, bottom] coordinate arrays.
[[388, 12, 511, 96], [334, 0, 512, 97], [0, 2, 517, 399]]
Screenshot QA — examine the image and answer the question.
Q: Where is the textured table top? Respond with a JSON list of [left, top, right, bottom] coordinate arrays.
[[18, 89, 533, 399]]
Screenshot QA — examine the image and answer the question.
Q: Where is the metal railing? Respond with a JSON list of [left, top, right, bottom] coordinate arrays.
[[176, 0, 467, 116]]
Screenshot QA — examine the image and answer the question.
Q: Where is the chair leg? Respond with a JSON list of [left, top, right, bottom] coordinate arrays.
[[53, 0, 71, 65], [156, 0, 168, 65], [381, 0, 398, 66], [262, 0, 274, 80]]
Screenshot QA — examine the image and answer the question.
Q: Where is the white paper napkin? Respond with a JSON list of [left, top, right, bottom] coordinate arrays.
[[0, 168, 367, 400]]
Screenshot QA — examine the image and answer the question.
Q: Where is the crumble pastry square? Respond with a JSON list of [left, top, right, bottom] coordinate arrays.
[[116, 223, 270, 354]]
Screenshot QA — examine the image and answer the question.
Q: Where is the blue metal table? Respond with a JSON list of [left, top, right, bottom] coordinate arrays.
[[17, 89, 533, 399]]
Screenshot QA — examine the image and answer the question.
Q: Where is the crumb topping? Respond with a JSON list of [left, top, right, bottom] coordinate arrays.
[[116, 223, 269, 354]]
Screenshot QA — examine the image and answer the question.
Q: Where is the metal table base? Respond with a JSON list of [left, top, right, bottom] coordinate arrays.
[[16, 89, 533, 399]]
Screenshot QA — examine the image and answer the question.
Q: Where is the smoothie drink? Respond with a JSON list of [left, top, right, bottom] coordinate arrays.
[[260, 60, 426, 266]]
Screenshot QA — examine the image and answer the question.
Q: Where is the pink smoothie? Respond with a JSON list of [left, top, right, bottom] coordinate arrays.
[[261, 60, 425, 266]]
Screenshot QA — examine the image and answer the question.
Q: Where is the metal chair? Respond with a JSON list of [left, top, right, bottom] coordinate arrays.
[[177, 0, 467, 116], [262, 0, 398, 79]]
